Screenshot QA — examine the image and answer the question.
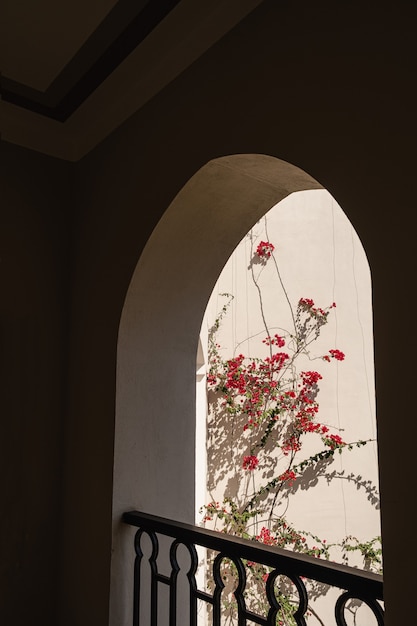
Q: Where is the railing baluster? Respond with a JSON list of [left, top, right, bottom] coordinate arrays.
[[185, 542, 198, 626], [212, 554, 225, 626], [335, 590, 385, 626], [133, 530, 143, 626], [148, 532, 159, 626], [169, 540, 179, 626]]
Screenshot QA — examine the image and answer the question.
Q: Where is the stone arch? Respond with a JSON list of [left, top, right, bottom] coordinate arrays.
[[110, 154, 326, 624]]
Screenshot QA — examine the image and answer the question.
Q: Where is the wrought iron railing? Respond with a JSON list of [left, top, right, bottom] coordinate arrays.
[[123, 510, 384, 625]]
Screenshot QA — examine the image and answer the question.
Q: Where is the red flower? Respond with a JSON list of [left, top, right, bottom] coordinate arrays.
[[299, 297, 315, 308], [324, 433, 345, 449], [207, 373, 217, 385], [242, 455, 259, 470], [279, 469, 297, 484], [301, 371, 322, 386], [256, 241, 275, 258], [298, 298, 330, 321], [263, 333, 286, 348], [282, 435, 302, 455], [256, 526, 276, 545], [329, 349, 345, 361]]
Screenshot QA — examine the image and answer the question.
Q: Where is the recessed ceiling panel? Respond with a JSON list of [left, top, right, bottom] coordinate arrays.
[[1, 0, 118, 91], [0, 0, 264, 160], [1, 0, 181, 121]]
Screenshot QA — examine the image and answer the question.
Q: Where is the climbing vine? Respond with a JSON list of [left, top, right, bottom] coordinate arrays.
[[201, 230, 381, 624]]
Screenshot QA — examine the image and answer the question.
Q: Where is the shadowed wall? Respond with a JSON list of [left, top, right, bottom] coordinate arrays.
[[1, 2, 416, 625]]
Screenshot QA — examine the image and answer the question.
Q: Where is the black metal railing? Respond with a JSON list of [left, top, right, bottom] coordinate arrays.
[[123, 510, 384, 626]]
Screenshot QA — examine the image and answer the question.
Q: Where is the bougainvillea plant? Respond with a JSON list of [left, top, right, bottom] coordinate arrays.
[[201, 234, 381, 624]]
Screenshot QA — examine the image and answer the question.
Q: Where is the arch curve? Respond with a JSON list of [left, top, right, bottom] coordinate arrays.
[[110, 154, 323, 625]]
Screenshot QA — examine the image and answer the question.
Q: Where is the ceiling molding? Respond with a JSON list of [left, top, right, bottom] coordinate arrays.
[[0, 0, 264, 161], [0, 0, 181, 121]]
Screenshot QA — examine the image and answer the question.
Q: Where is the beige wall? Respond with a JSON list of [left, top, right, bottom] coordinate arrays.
[[201, 189, 380, 623], [202, 189, 379, 546]]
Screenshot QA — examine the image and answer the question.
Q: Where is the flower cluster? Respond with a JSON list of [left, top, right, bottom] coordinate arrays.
[[278, 469, 297, 484], [323, 433, 345, 449], [262, 333, 286, 348], [298, 297, 330, 322], [208, 342, 290, 427], [329, 349, 345, 361], [256, 526, 277, 545], [242, 455, 259, 470], [256, 240, 275, 258], [201, 501, 221, 522], [208, 291, 347, 474]]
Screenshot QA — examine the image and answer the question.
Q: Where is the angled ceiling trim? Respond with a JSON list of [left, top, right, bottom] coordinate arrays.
[[0, 0, 265, 161], [0, 0, 181, 122]]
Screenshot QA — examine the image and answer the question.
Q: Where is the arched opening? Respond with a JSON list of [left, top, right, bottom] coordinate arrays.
[[110, 154, 379, 625], [198, 188, 380, 622]]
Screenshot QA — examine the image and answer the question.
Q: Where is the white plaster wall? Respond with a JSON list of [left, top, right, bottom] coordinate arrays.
[[199, 190, 380, 623], [201, 189, 380, 544]]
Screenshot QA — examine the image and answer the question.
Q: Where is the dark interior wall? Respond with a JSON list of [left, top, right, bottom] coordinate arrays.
[[58, 115, 194, 626], [2, 1, 415, 625], [0, 142, 73, 625], [65, 3, 416, 625]]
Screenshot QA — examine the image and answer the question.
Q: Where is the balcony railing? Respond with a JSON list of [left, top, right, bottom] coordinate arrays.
[[123, 510, 384, 625]]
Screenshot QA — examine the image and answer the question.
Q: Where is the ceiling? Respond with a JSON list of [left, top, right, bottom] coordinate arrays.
[[0, 0, 263, 161]]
